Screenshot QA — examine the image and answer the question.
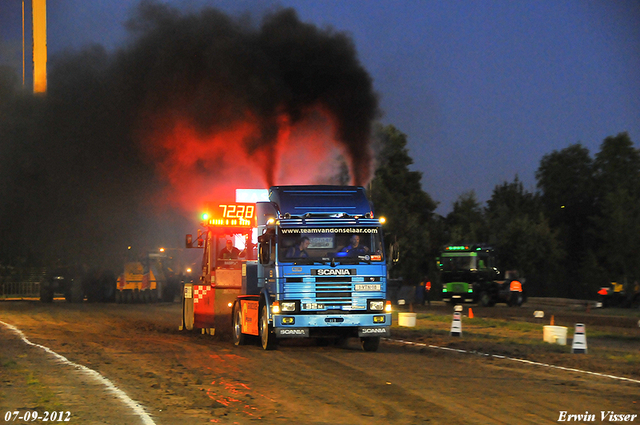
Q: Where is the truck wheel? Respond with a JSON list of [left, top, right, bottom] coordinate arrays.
[[361, 336, 380, 352], [66, 279, 84, 303], [232, 305, 246, 346], [479, 291, 491, 307], [259, 304, 277, 350], [509, 292, 524, 307], [480, 291, 496, 307], [40, 284, 54, 303]]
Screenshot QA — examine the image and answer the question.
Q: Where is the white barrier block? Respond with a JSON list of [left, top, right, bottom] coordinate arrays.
[[398, 312, 417, 327], [543, 325, 567, 345], [450, 312, 462, 337], [572, 323, 587, 354]]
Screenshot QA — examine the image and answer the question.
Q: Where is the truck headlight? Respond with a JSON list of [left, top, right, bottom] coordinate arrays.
[[280, 301, 297, 312], [368, 300, 384, 311]]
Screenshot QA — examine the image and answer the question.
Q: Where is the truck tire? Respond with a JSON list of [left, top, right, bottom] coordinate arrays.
[[509, 291, 524, 307], [479, 291, 492, 307], [65, 279, 84, 303], [259, 304, 277, 350], [161, 278, 178, 302], [361, 336, 380, 352], [40, 284, 54, 303], [84, 274, 101, 303], [232, 305, 246, 346], [100, 271, 117, 303]]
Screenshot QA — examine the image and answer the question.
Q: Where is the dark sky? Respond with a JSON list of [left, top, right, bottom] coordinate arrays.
[[1, 0, 639, 215]]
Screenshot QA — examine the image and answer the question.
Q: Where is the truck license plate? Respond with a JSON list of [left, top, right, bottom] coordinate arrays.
[[355, 284, 381, 291]]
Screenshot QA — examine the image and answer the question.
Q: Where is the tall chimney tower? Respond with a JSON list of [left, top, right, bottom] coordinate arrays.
[[32, 0, 47, 94]]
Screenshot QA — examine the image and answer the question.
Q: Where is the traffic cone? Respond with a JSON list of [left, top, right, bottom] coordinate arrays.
[[450, 312, 462, 337], [469, 308, 474, 319], [550, 315, 555, 326], [571, 323, 588, 354]]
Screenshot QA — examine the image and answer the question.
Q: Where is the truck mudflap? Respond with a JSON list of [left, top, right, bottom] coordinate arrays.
[[273, 313, 391, 328], [358, 326, 390, 337], [275, 328, 309, 337], [274, 326, 390, 338], [272, 312, 391, 338]]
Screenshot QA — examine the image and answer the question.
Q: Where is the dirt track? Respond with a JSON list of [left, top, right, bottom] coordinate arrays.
[[1, 300, 639, 424]]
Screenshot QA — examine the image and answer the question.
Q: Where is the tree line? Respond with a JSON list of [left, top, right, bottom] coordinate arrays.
[[370, 124, 640, 300]]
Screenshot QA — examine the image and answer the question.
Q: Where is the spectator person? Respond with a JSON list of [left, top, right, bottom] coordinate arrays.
[[341, 235, 370, 257], [219, 240, 241, 259], [424, 279, 431, 306], [286, 237, 310, 258], [417, 277, 431, 306]]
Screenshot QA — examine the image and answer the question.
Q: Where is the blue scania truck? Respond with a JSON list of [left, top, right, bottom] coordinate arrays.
[[182, 185, 392, 351]]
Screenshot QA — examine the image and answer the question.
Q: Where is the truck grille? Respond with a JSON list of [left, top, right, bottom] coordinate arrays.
[[451, 283, 466, 293], [284, 277, 353, 307], [315, 282, 352, 305]]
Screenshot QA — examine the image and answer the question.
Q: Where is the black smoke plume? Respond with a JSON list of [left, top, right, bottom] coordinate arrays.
[[0, 2, 379, 270]]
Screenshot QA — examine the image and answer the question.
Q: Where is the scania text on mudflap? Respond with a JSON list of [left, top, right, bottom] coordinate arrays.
[[182, 186, 392, 351]]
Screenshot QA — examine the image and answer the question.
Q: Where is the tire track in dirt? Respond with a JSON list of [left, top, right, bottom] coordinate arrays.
[[0, 323, 155, 425], [3, 302, 638, 424], [228, 341, 470, 424]]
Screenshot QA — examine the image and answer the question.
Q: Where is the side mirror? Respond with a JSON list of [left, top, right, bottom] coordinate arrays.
[[390, 242, 400, 264], [196, 229, 205, 248], [259, 242, 270, 264], [187, 230, 205, 248], [258, 230, 275, 264], [258, 229, 275, 264]]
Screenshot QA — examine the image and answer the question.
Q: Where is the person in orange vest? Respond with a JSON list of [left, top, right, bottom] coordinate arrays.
[[419, 277, 431, 306]]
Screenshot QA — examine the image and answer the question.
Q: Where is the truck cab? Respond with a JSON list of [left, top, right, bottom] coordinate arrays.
[[438, 245, 500, 305], [438, 245, 525, 307], [183, 186, 392, 351]]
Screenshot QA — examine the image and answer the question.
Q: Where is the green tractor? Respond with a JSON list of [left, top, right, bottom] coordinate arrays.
[[437, 245, 525, 307]]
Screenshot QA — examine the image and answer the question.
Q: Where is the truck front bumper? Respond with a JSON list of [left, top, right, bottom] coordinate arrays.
[[443, 293, 475, 303], [273, 312, 391, 338]]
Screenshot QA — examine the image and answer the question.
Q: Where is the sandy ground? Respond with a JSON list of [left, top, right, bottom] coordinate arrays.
[[1, 300, 639, 424]]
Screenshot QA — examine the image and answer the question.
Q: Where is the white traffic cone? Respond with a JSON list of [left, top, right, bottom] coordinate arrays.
[[450, 311, 462, 337], [571, 323, 587, 354]]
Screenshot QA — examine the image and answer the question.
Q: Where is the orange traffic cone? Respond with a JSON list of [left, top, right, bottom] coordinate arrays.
[[550, 315, 555, 326], [469, 308, 474, 319]]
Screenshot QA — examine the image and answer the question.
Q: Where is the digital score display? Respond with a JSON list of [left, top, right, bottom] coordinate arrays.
[[203, 203, 256, 227]]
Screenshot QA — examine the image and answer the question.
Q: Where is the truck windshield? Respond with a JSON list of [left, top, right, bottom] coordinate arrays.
[[440, 255, 477, 272], [278, 228, 384, 263]]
